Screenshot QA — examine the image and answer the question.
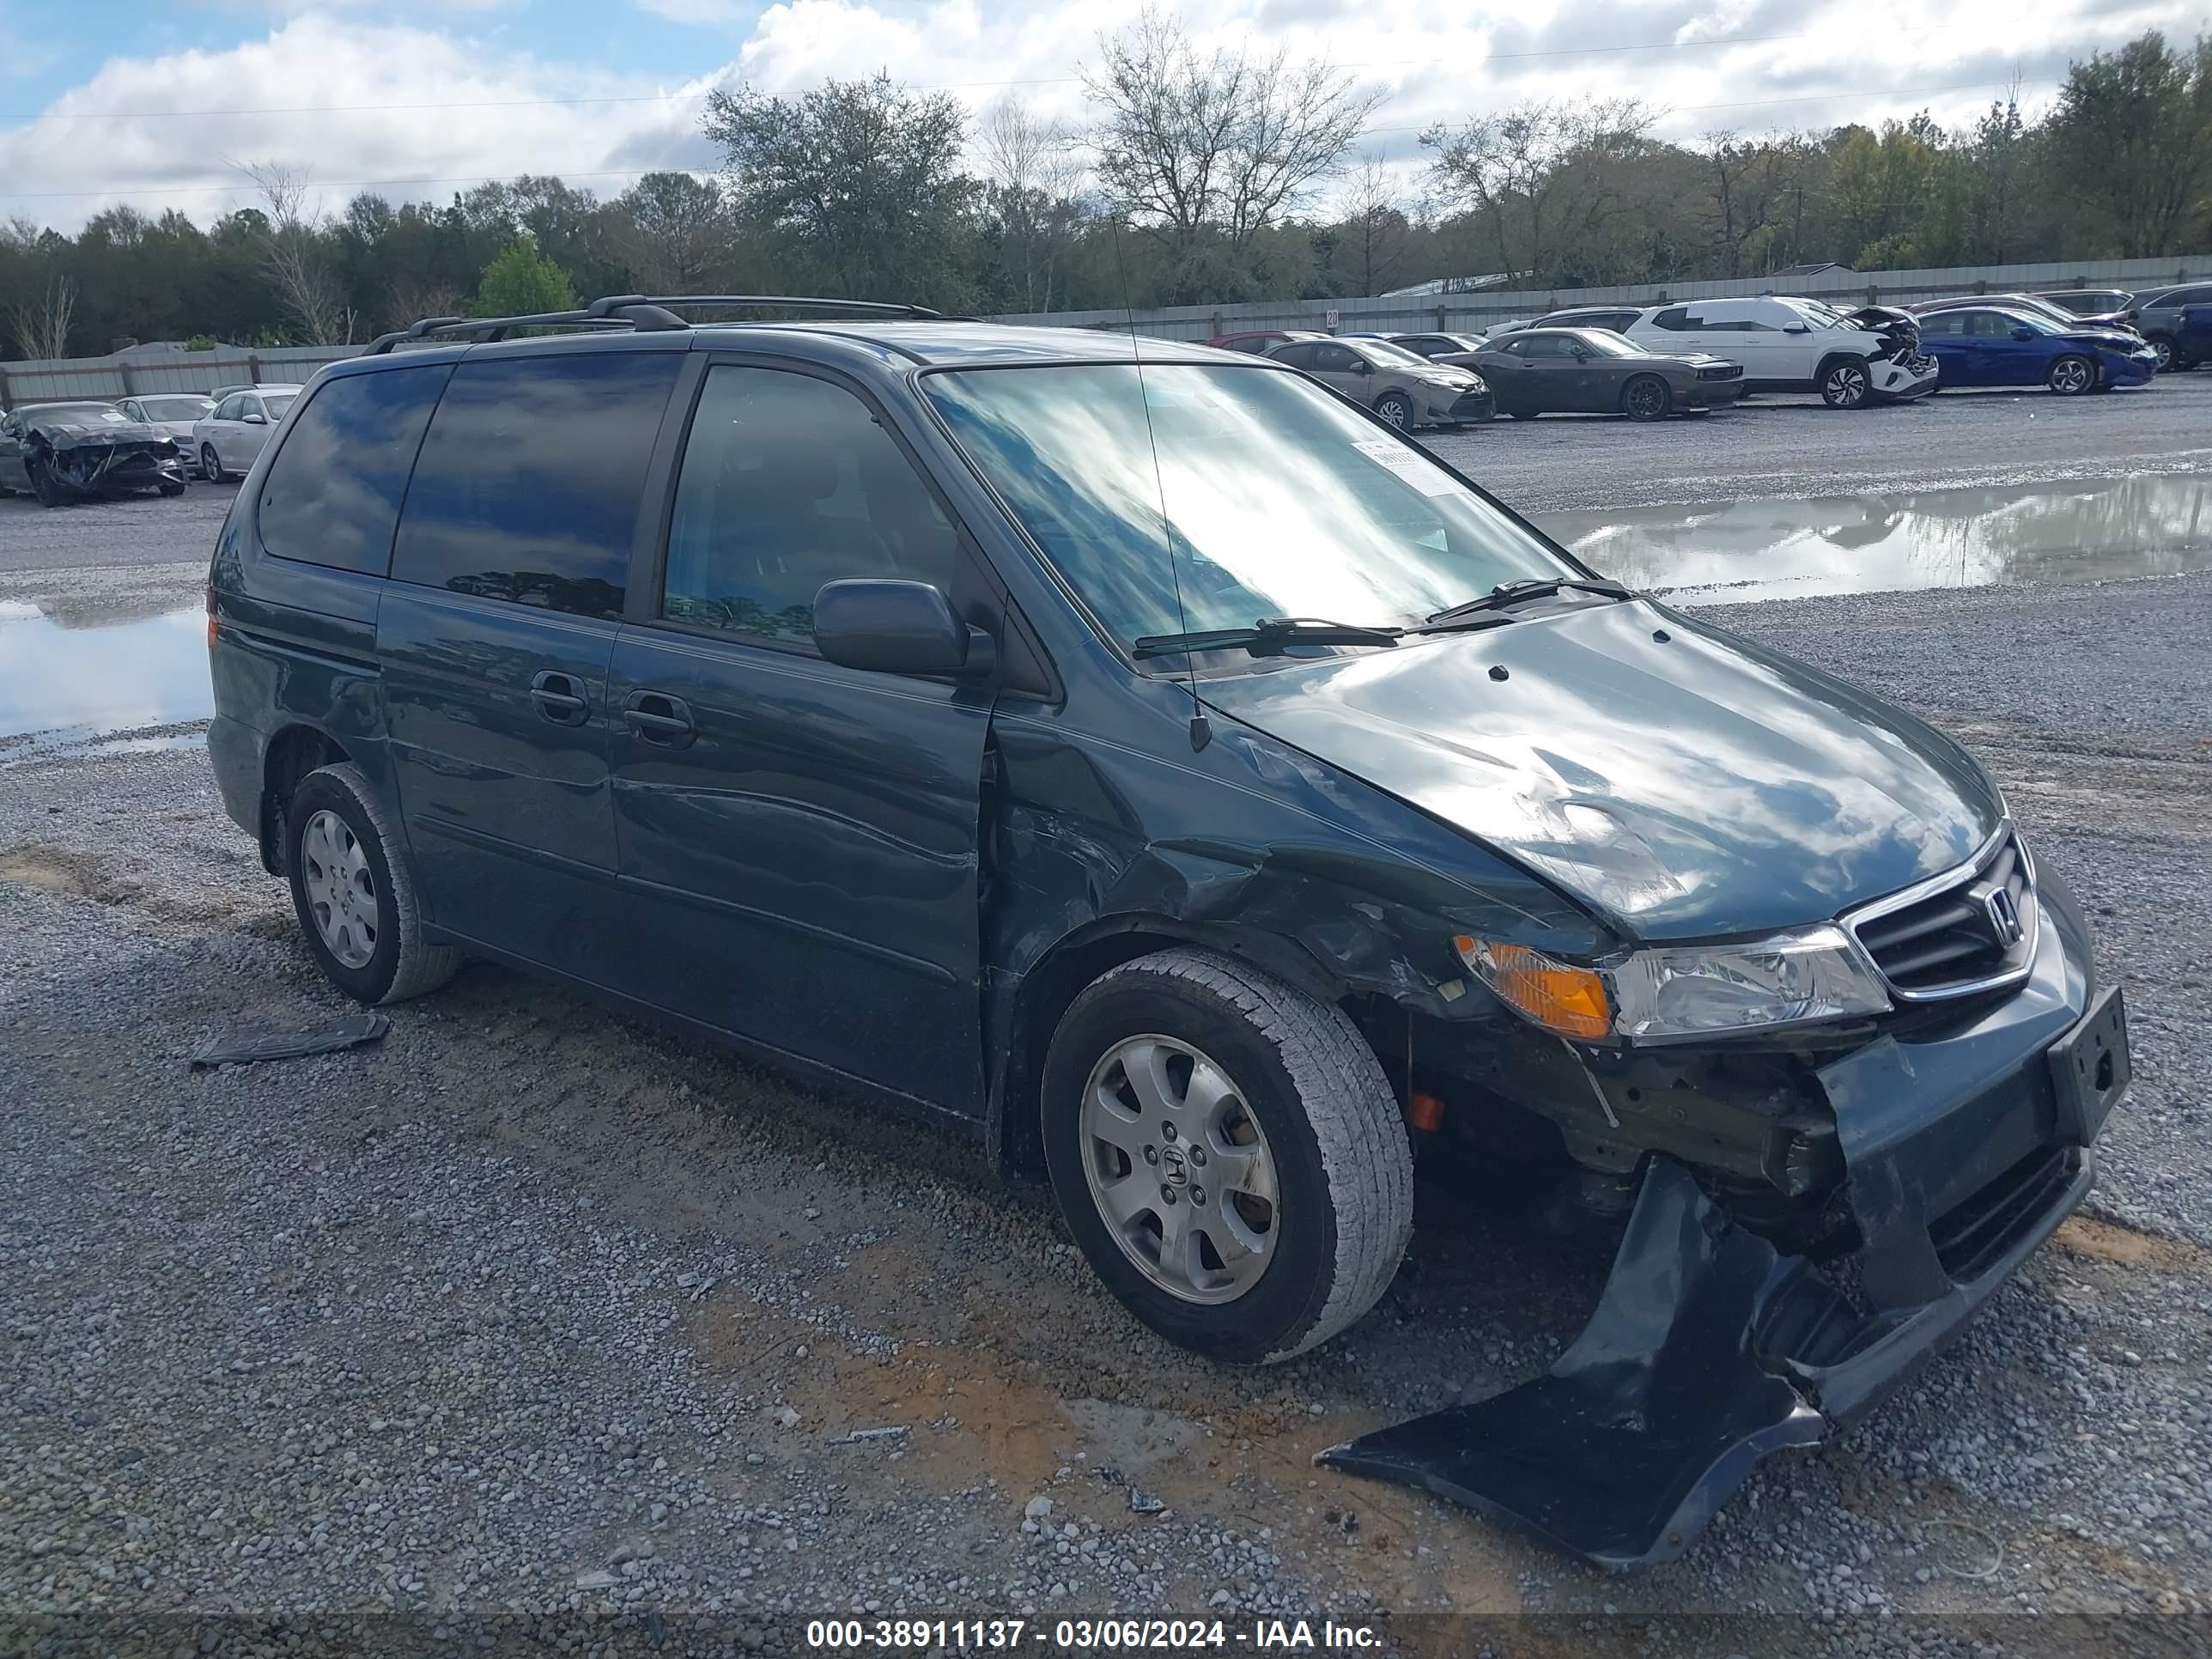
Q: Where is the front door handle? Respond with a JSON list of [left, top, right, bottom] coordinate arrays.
[[623, 690, 696, 746], [530, 671, 590, 726]]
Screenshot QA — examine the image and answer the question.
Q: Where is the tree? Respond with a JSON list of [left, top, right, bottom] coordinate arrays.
[[981, 99, 1088, 313], [1423, 99, 1657, 284], [702, 74, 980, 306], [234, 161, 355, 344], [1324, 156, 1411, 295], [1087, 8, 1380, 300], [2045, 31, 2212, 256], [5, 272, 76, 360], [471, 238, 579, 318], [611, 172, 736, 294]]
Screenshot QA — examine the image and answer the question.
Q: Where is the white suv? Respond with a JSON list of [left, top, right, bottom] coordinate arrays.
[[1627, 296, 1936, 408]]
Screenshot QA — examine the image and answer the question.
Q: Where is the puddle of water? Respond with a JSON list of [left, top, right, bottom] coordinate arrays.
[[1529, 474, 2212, 605], [0, 604, 212, 742]]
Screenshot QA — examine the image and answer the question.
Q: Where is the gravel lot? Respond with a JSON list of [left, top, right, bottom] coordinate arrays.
[[3, 378, 2209, 1654]]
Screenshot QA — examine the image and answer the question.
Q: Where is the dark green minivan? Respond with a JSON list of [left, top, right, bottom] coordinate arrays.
[[207, 296, 2129, 1568]]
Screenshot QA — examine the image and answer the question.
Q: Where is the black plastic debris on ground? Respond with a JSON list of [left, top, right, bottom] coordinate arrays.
[[189, 1012, 390, 1070]]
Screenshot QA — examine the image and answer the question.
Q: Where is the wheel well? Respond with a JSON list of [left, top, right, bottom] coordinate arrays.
[[1814, 351, 1864, 383], [258, 726, 349, 875], [992, 922, 1352, 1179]]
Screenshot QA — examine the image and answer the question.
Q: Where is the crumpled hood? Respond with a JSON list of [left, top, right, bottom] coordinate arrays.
[[1199, 599, 2003, 940], [2062, 330, 2147, 352], [34, 416, 167, 447]]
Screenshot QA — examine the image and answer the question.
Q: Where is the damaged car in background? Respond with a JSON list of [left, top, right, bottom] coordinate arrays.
[[0, 400, 190, 505], [204, 303, 2129, 1577]]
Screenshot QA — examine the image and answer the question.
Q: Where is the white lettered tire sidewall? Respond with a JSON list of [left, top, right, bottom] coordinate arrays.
[[1042, 947, 1414, 1364], [285, 762, 459, 1006]]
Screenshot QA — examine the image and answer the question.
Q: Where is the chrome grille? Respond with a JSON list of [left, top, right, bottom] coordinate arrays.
[[1845, 828, 2036, 1001]]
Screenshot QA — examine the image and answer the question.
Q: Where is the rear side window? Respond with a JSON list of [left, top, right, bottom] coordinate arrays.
[[391, 350, 679, 619], [1647, 308, 1690, 331], [258, 365, 451, 575]]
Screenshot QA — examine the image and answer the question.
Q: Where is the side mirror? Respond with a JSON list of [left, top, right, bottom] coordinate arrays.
[[813, 579, 992, 678], [244, 412, 266, 425], [1571, 346, 1591, 361], [2011, 326, 2036, 341], [1783, 322, 1810, 334], [1353, 362, 1373, 375]]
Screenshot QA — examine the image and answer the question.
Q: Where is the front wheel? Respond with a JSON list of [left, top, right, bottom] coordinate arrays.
[[2147, 335, 2177, 373], [1820, 358, 1872, 410], [2047, 354, 2096, 396], [28, 459, 66, 507], [199, 444, 224, 483], [1621, 374, 1672, 422], [286, 763, 460, 1006], [158, 481, 186, 497], [1042, 948, 1414, 1364], [1371, 391, 1415, 429]]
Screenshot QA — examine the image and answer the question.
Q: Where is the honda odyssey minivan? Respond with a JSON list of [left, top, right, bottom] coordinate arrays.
[[207, 295, 2127, 1565]]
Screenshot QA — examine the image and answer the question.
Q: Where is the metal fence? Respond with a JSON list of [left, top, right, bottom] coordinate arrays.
[[992, 253, 2212, 340], [4, 252, 2206, 405], [0, 344, 361, 410]]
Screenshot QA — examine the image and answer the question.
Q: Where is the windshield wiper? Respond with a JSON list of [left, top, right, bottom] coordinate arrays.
[[1131, 617, 1404, 659], [1419, 578, 1632, 629]]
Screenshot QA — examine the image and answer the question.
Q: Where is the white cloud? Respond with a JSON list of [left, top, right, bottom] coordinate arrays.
[[0, 0, 2197, 231]]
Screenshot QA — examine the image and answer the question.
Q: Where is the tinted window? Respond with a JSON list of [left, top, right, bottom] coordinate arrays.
[[1313, 344, 1361, 373], [1522, 335, 1576, 359], [1271, 343, 1314, 368], [660, 366, 961, 647], [1917, 312, 1966, 337], [1647, 307, 1691, 331], [258, 365, 451, 575], [391, 349, 679, 619]]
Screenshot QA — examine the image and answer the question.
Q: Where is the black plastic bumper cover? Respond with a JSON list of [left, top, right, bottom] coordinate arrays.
[[1320, 984, 2125, 1572]]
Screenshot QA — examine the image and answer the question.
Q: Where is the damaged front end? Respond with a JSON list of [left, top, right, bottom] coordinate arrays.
[[29, 418, 189, 499], [1322, 876, 2131, 1570]]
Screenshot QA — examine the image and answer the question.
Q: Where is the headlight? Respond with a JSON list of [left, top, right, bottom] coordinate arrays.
[[1455, 924, 1890, 1042]]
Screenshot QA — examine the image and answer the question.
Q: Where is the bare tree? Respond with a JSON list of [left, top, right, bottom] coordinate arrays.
[[981, 98, 1087, 312], [1335, 155, 1410, 295], [234, 160, 354, 344], [1422, 99, 1657, 284], [1087, 8, 1380, 295], [5, 273, 77, 361]]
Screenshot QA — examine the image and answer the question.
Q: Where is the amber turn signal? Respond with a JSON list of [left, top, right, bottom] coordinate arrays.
[[1454, 935, 1613, 1040]]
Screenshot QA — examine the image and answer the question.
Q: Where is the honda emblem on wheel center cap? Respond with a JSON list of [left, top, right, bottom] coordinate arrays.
[[1158, 1145, 1188, 1187]]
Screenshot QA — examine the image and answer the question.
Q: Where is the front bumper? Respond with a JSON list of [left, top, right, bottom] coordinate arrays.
[[2102, 348, 2159, 386], [47, 444, 189, 495], [1872, 352, 1939, 400], [1322, 871, 2126, 1570], [1683, 374, 1746, 407]]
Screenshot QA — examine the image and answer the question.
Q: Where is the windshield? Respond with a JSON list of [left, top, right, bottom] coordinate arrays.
[[1573, 331, 1644, 357], [926, 363, 1577, 658], [1356, 337, 1434, 368], [1994, 308, 2060, 336], [140, 396, 212, 421], [1781, 299, 1849, 329], [264, 392, 298, 417]]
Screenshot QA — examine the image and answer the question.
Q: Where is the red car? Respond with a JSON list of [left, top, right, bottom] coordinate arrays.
[[1207, 328, 1327, 355]]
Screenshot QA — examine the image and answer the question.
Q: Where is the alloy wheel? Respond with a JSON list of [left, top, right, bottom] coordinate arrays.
[[2049, 356, 2094, 395], [1079, 1033, 1279, 1304], [1824, 363, 1869, 408], [301, 809, 379, 969]]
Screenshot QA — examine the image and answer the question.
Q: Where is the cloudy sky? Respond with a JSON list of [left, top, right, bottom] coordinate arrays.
[[0, 0, 2195, 232]]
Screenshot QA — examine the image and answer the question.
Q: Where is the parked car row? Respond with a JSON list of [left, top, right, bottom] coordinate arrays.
[[0, 382, 304, 504], [1218, 283, 2193, 423]]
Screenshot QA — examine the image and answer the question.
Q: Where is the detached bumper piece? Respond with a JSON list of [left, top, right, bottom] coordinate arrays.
[[1322, 985, 2127, 1572]]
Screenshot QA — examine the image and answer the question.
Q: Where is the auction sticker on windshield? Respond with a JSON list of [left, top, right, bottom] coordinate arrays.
[[1351, 437, 1463, 497]]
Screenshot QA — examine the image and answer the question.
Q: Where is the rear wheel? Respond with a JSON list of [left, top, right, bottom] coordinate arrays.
[[286, 763, 459, 1006], [1372, 391, 1415, 429], [2047, 353, 2096, 396], [1621, 374, 1672, 422], [1042, 947, 1413, 1364], [1820, 358, 1872, 410]]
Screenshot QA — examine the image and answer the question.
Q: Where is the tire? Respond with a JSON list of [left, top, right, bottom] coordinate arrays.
[[2147, 335, 2177, 373], [1819, 357, 1873, 410], [158, 481, 186, 497], [1041, 947, 1414, 1364], [1621, 374, 1672, 422], [285, 763, 459, 1006], [1504, 410, 1536, 420], [1371, 391, 1415, 430], [28, 459, 65, 507], [200, 444, 225, 483], [2047, 353, 2097, 396]]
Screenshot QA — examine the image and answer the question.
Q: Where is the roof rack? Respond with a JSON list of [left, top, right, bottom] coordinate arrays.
[[363, 294, 945, 355]]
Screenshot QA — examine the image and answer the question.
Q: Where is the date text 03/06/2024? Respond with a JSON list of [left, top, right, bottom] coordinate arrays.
[[804, 1619, 1382, 1650]]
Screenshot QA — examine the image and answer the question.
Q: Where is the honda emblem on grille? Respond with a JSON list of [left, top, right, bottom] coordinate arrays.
[[1984, 887, 2024, 946]]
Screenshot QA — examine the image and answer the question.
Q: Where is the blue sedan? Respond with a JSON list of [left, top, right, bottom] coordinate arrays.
[[1915, 305, 2159, 394]]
